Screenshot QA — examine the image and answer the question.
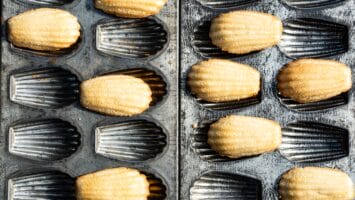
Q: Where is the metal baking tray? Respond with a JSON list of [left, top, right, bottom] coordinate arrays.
[[0, 0, 178, 199], [180, 0, 355, 199]]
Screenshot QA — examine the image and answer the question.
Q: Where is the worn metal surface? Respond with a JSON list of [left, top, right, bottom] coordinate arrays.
[[0, 0, 178, 199], [180, 0, 355, 199]]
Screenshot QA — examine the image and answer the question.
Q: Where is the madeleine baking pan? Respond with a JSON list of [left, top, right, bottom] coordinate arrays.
[[180, 0, 355, 199], [0, 0, 178, 199], [1, 0, 355, 199]]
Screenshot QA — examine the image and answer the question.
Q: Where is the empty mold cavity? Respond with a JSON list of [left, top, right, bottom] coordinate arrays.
[[278, 92, 348, 112], [10, 67, 80, 109], [8, 171, 76, 200], [192, 121, 238, 162], [106, 68, 167, 106], [9, 119, 81, 161], [281, 0, 347, 9], [190, 171, 262, 200], [278, 18, 348, 59], [96, 18, 168, 59], [95, 119, 167, 162], [279, 121, 349, 163], [196, 0, 259, 9], [192, 20, 236, 59], [15, 0, 75, 6]]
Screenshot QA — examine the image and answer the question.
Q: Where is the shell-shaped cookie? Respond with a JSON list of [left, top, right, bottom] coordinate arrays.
[[280, 121, 349, 163], [8, 8, 81, 53], [10, 67, 80, 109], [96, 18, 168, 59], [80, 75, 152, 116], [76, 167, 149, 200], [190, 171, 262, 200], [277, 59, 352, 104], [278, 18, 348, 59], [192, 20, 236, 59], [188, 59, 261, 110], [281, 0, 347, 9], [208, 115, 282, 159], [95, 119, 167, 162], [279, 167, 355, 200], [196, 0, 259, 9], [80, 68, 166, 116], [95, 0, 168, 18], [9, 119, 81, 161], [8, 171, 76, 200], [210, 10, 283, 55]]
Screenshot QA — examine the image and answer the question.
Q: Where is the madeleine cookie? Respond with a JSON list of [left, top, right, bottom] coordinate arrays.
[[208, 115, 282, 159], [80, 75, 152, 116], [210, 10, 283, 55], [188, 59, 260, 102], [279, 167, 355, 200], [277, 59, 352, 103], [95, 0, 168, 18], [76, 167, 150, 200], [8, 8, 80, 52]]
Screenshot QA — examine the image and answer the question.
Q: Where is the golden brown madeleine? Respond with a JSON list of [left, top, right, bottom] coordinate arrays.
[[80, 75, 152, 116], [188, 59, 260, 102], [209, 10, 283, 55], [95, 0, 168, 18], [279, 167, 355, 200], [208, 115, 281, 159], [8, 8, 80, 52], [76, 167, 150, 200], [277, 59, 352, 103]]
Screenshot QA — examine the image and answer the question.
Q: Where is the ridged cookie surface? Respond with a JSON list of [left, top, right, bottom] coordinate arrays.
[[277, 59, 352, 103], [188, 59, 260, 102], [95, 0, 168, 18], [279, 167, 355, 200], [80, 75, 152, 116], [8, 8, 80, 51], [210, 10, 283, 55], [76, 167, 150, 200], [208, 115, 282, 159]]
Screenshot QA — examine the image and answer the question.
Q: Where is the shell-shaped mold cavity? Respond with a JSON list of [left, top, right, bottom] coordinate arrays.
[[95, 120, 167, 162], [278, 93, 348, 112], [109, 68, 167, 106], [190, 171, 262, 200], [278, 18, 348, 59], [192, 20, 236, 59], [8, 171, 76, 200], [281, 0, 347, 9], [196, 0, 259, 9], [10, 67, 80, 109], [16, 0, 74, 7], [9, 119, 81, 161], [279, 121, 349, 163], [96, 18, 168, 59], [192, 121, 234, 162]]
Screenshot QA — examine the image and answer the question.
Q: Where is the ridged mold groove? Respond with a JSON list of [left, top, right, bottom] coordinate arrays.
[[280, 121, 349, 163], [9, 119, 81, 161], [95, 119, 167, 162]]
